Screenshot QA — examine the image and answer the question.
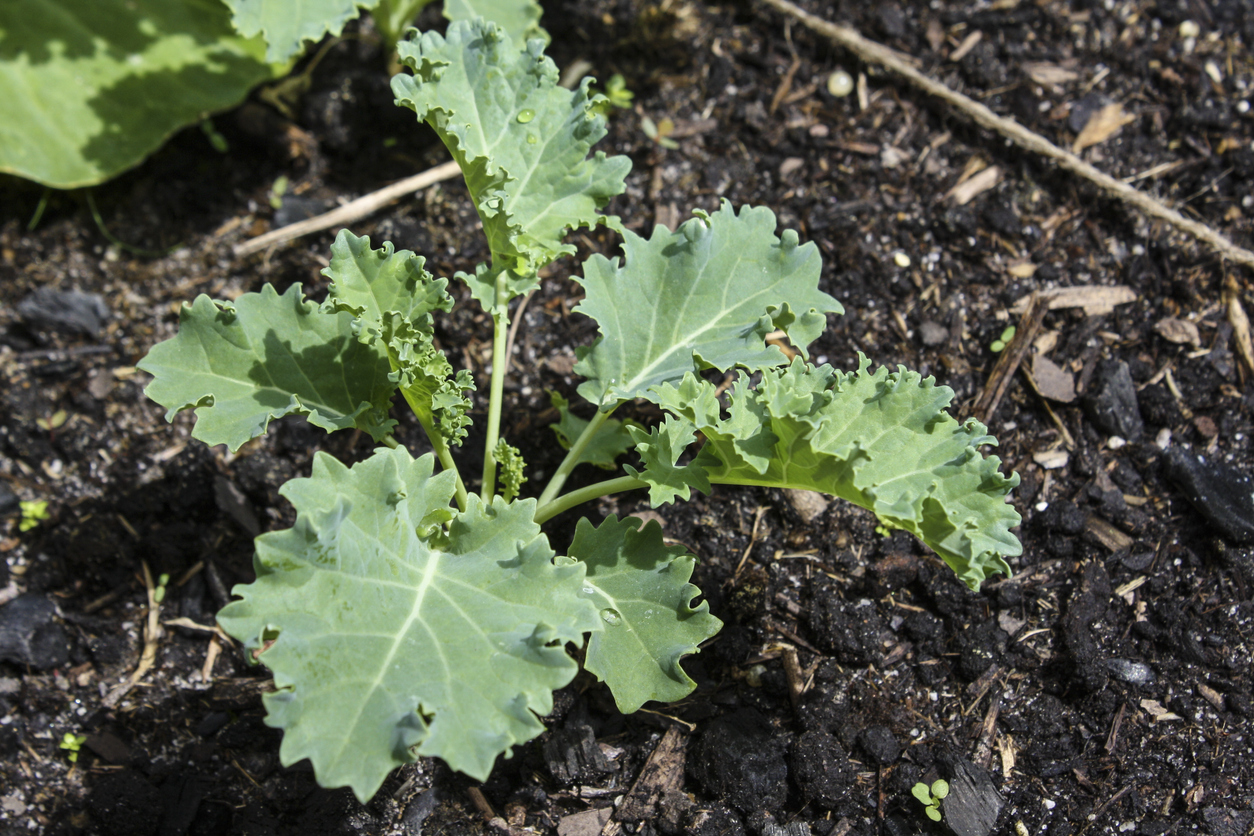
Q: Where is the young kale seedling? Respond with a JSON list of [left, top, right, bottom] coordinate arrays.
[[138, 19, 1022, 803]]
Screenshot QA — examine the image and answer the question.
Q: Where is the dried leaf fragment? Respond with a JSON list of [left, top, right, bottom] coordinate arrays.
[[1153, 317, 1201, 348], [1031, 355, 1076, 402], [946, 165, 1002, 205], [1072, 103, 1136, 153], [1023, 62, 1080, 87]]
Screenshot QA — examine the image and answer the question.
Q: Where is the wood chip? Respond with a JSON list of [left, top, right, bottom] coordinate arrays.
[[615, 727, 686, 823], [1139, 698, 1182, 722], [1072, 102, 1137, 153], [1085, 516, 1133, 551], [1225, 275, 1254, 376], [949, 30, 983, 62], [1010, 285, 1137, 316], [1032, 448, 1070, 469], [1023, 61, 1080, 87], [1031, 355, 1076, 402], [1153, 317, 1201, 347], [946, 164, 1002, 205]]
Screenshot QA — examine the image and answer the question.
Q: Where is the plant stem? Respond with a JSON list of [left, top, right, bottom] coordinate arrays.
[[400, 391, 468, 512], [534, 475, 646, 524], [536, 406, 616, 507], [480, 269, 516, 502]]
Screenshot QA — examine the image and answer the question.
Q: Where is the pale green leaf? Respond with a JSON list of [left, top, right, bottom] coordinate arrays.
[[217, 447, 602, 801], [643, 359, 1022, 589], [548, 392, 638, 470], [622, 420, 710, 506], [392, 19, 631, 308], [224, 0, 377, 62], [444, 0, 547, 45], [322, 230, 452, 343], [0, 0, 274, 188], [318, 230, 473, 446], [573, 202, 842, 407], [494, 439, 526, 501], [137, 283, 397, 451], [570, 515, 721, 713]]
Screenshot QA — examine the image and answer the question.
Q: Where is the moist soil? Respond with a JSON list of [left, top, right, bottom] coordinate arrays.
[[2, 1, 1253, 835]]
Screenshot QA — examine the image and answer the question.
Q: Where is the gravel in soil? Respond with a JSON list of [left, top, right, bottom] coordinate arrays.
[[2, 1, 1253, 834]]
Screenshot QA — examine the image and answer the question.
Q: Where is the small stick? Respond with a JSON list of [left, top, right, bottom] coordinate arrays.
[[758, 0, 1254, 270], [233, 160, 462, 257], [973, 293, 1051, 423], [1225, 274, 1254, 378]]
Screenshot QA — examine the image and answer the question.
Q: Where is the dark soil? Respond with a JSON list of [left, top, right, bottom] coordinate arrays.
[[2, 1, 1253, 835]]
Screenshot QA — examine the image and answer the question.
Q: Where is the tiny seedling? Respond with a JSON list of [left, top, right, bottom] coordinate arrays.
[[913, 779, 950, 822], [139, 20, 1021, 803], [990, 325, 1016, 353], [18, 500, 50, 533], [59, 732, 87, 763]]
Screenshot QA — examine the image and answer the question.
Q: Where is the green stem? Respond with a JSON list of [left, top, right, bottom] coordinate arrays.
[[480, 269, 515, 502], [536, 406, 617, 507], [534, 476, 647, 524], [381, 434, 400, 449], [401, 390, 468, 512]]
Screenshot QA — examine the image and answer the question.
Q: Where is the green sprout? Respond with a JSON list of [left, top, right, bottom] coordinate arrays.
[[268, 175, 289, 211], [641, 115, 679, 150], [60, 732, 87, 763], [990, 325, 1016, 353], [603, 74, 634, 109], [153, 573, 171, 604], [18, 500, 50, 533], [912, 779, 950, 822]]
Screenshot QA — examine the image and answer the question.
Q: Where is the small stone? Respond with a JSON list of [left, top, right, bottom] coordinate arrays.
[[0, 594, 69, 670], [827, 70, 853, 98], [1163, 447, 1254, 544], [857, 725, 901, 766], [893, 251, 911, 268], [1083, 359, 1144, 441], [784, 489, 829, 524], [17, 288, 111, 337], [919, 320, 948, 346], [1104, 658, 1154, 685], [557, 807, 612, 836]]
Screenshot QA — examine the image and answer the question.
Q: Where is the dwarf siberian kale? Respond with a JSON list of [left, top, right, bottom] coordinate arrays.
[[137, 19, 1022, 803]]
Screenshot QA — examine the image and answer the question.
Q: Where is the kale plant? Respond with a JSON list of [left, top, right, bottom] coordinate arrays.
[[138, 19, 1022, 802]]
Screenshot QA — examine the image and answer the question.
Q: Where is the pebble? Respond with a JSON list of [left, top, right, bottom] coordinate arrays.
[[1163, 447, 1254, 544], [16, 287, 110, 337], [1104, 658, 1155, 685], [0, 594, 69, 670], [1083, 359, 1144, 441], [857, 725, 901, 766]]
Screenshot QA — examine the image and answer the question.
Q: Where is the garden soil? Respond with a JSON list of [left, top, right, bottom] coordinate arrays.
[[2, 1, 1253, 834]]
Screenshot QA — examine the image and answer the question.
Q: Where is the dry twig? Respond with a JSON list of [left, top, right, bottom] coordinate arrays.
[[233, 161, 462, 258], [759, 0, 1254, 270]]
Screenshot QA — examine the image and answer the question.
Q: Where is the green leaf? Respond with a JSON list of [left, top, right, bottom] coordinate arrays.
[[573, 202, 842, 407], [912, 782, 935, 806], [137, 283, 397, 452], [444, 0, 546, 45], [643, 358, 1022, 590], [931, 779, 950, 799], [392, 19, 631, 308], [926, 807, 942, 822], [548, 392, 638, 470], [318, 231, 474, 447], [322, 230, 452, 344], [569, 515, 721, 713], [622, 420, 710, 506], [217, 447, 602, 801], [0, 0, 274, 188], [224, 0, 376, 62]]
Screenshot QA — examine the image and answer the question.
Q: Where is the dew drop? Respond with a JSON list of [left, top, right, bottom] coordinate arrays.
[[516, 109, 536, 123], [526, 133, 537, 144], [600, 608, 622, 626]]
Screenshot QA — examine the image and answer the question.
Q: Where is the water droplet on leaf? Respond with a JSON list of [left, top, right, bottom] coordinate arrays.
[[516, 109, 535, 123], [526, 134, 537, 144], [600, 608, 622, 625]]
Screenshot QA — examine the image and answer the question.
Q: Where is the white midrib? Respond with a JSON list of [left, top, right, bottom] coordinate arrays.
[[330, 539, 442, 768]]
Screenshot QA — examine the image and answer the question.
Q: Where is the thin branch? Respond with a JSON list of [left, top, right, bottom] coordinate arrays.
[[233, 160, 462, 257], [759, 0, 1254, 270]]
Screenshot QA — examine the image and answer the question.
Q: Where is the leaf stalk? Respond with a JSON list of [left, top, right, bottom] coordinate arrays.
[[534, 474, 646, 524], [536, 405, 617, 507]]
